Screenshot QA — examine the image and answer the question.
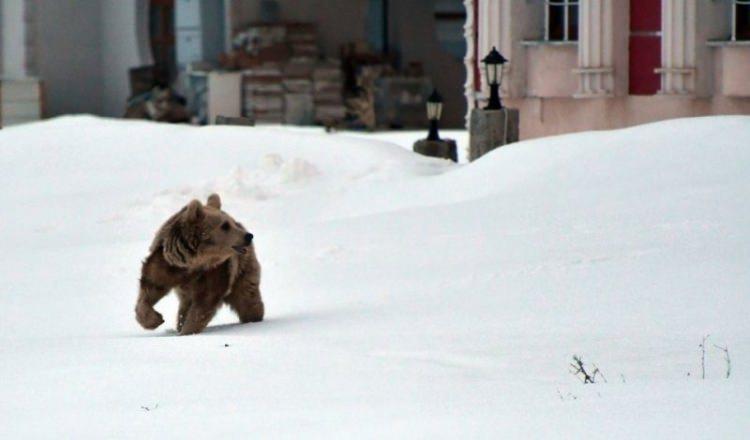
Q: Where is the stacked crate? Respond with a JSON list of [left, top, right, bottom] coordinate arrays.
[[242, 63, 284, 124], [232, 23, 347, 126], [283, 24, 317, 125], [286, 23, 318, 58], [282, 78, 314, 125], [312, 59, 346, 123], [0, 79, 43, 127]]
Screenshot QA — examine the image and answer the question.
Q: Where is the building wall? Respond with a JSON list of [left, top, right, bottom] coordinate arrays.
[[32, 0, 150, 118], [507, 95, 750, 139], [35, 0, 104, 116], [611, 0, 629, 97], [2, 0, 28, 79], [694, 0, 730, 97], [389, 0, 465, 127], [100, 0, 152, 117], [228, 0, 369, 59], [277, 0, 368, 60], [470, 0, 750, 139], [524, 43, 577, 98], [0, 2, 3, 75]]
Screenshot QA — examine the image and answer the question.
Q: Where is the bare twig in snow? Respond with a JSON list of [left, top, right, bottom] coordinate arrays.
[[556, 389, 578, 401], [699, 334, 710, 379], [592, 364, 607, 383], [713, 343, 731, 379], [570, 355, 599, 384]]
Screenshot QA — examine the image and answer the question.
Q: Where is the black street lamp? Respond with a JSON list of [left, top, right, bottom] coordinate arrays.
[[482, 46, 508, 110], [414, 87, 456, 161], [426, 88, 443, 141]]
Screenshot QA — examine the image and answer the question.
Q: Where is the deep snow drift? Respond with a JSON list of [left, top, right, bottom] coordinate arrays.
[[0, 116, 748, 438]]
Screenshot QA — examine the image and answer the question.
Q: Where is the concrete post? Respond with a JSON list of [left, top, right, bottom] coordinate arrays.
[[468, 108, 519, 161], [215, 115, 255, 126], [413, 139, 458, 162]]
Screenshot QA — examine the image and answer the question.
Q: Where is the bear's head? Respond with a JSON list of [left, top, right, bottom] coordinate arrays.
[[161, 193, 253, 268]]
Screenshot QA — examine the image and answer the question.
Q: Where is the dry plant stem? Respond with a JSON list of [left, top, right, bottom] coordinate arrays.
[[592, 364, 607, 383], [570, 355, 596, 384], [713, 343, 731, 379], [699, 334, 710, 380]]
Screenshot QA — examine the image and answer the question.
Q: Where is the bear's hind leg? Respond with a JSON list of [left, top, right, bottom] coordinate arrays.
[[224, 286, 264, 323]]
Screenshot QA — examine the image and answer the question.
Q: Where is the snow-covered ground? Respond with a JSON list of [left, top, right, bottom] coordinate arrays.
[[0, 115, 748, 438]]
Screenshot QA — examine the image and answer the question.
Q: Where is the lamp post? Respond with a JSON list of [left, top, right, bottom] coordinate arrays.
[[482, 46, 508, 110], [413, 87, 456, 162], [426, 88, 443, 141], [469, 46, 518, 161]]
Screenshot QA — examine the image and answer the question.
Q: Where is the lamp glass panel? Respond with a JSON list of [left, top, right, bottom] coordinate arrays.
[[486, 63, 499, 84], [426, 102, 443, 120]]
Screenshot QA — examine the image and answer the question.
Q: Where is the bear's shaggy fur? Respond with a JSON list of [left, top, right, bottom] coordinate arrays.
[[135, 194, 263, 335]]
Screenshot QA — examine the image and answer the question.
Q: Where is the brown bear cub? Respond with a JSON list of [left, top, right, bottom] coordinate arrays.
[[135, 194, 263, 335]]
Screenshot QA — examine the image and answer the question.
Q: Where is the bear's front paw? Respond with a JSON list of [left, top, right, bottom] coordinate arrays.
[[135, 303, 164, 330]]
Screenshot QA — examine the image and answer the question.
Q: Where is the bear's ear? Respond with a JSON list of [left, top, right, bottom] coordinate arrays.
[[206, 193, 222, 209], [184, 199, 205, 223]]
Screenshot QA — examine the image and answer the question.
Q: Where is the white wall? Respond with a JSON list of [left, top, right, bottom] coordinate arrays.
[[35, 0, 103, 115], [0, 1, 3, 75], [100, 0, 152, 116], [2, 0, 27, 79], [33, 0, 151, 117]]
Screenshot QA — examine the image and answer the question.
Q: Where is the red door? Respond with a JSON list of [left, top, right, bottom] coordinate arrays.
[[629, 0, 661, 95]]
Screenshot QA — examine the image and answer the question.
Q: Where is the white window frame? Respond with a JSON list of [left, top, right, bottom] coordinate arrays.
[[544, 0, 579, 42], [733, 0, 750, 41]]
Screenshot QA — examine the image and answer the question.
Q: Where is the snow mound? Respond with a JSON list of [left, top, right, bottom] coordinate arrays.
[[129, 155, 321, 221], [1, 115, 749, 438], [210, 156, 321, 197]]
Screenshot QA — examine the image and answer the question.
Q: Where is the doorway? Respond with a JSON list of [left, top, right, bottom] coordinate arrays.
[[149, 0, 176, 85], [629, 0, 661, 95]]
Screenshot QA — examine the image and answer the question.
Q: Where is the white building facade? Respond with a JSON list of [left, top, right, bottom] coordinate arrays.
[[465, 0, 750, 139]]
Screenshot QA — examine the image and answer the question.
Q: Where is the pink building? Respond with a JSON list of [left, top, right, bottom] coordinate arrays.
[[464, 0, 750, 139]]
